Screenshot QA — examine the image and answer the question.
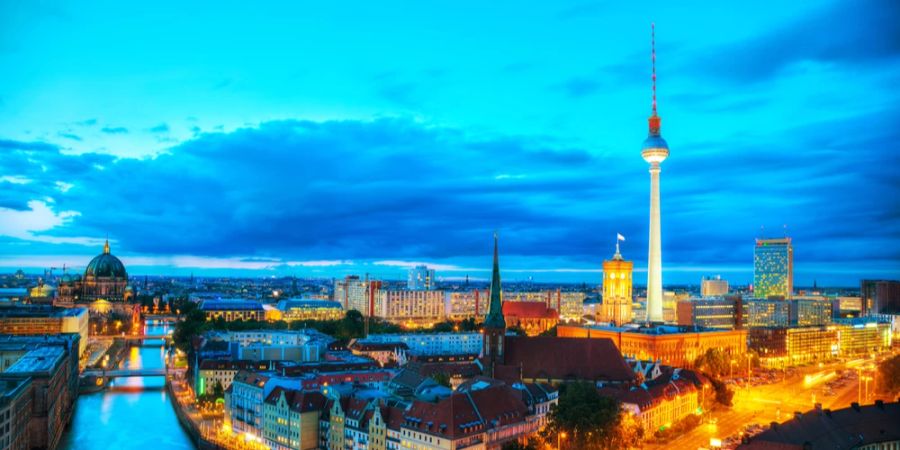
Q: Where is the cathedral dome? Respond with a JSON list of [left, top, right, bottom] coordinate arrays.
[[84, 240, 127, 279]]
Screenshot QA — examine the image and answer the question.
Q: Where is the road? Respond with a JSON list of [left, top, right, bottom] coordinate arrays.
[[646, 357, 882, 450]]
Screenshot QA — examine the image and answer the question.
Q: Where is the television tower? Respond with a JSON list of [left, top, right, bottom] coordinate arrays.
[[642, 24, 669, 322]]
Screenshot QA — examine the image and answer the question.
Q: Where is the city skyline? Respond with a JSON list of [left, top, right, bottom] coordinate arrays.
[[2, 1, 899, 285]]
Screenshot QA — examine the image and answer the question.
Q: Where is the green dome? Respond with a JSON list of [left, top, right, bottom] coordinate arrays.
[[84, 241, 127, 279]]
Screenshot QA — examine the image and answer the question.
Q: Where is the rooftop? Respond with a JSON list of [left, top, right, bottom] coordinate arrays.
[[5, 346, 65, 374], [199, 299, 265, 311]]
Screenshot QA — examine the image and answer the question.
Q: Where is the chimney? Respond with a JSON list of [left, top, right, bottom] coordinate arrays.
[[770, 422, 778, 430], [824, 409, 832, 418], [794, 411, 802, 420], [814, 403, 822, 413], [851, 402, 860, 412], [875, 399, 884, 410]]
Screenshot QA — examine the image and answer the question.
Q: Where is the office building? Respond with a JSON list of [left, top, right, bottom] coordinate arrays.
[[746, 299, 792, 327], [407, 265, 436, 290], [753, 237, 793, 299], [749, 326, 838, 368], [374, 290, 445, 327], [790, 298, 833, 326], [332, 276, 379, 316], [835, 319, 892, 356], [700, 276, 729, 297], [0, 376, 31, 450], [446, 290, 488, 321], [600, 241, 634, 325], [0, 306, 89, 357], [276, 299, 344, 322], [861, 279, 900, 315], [676, 297, 743, 329], [0, 335, 80, 450], [359, 332, 482, 357]]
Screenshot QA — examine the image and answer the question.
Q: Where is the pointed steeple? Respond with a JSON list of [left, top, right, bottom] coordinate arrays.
[[484, 232, 506, 329], [103, 238, 110, 254]]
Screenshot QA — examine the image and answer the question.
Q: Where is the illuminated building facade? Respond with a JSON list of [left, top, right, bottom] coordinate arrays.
[[600, 242, 633, 325], [446, 290, 488, 321], [746, 299, 791, 327], [0, 306, 89, 358], [361, 332, 482, 356], [790, 298, 833, 326], [700, 276, 729, 297], [374, 289, 445, 327], [835, 320, 892, 356], [56, 240, 132, 305], [199, 299, 265, 322], [675, 297, 742, 329], [502, 301, 559, 336], [0, 377, 31, 450], [276, 299, 344, 322], [407, 265, 436, 290], [749, 326, 838, 368], [332, 276, 378, 315], [262, 387, 325, 450], [753, 237, 793, 299], [557, 324, 747, 368]]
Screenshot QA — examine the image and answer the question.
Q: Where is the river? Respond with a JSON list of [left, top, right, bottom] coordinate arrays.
[[60, 322, 196, 450]]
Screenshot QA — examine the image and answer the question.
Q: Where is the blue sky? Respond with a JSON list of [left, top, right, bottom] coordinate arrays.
[[1, 0, 898, 286]]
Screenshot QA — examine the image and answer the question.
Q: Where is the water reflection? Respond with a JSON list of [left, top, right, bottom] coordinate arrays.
[[60, 322, 195, 449]]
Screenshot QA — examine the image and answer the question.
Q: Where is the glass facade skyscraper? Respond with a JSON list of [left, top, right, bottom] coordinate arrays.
[[753, 237, 793, 299]]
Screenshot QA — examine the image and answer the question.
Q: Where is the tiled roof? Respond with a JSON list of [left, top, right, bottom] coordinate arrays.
[[500, 336, 635, 383], [232, 370, 270, 387], [402, 385, 529, 439], [738, 401, 900, 450], [264, 387, 327, 413], [502, 301, 559, 319]]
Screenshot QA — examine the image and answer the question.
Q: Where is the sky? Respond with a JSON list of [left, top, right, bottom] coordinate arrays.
[[1, 0, 899, 286]]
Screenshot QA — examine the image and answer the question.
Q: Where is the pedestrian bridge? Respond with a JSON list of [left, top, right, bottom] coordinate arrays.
[[82, 368, 168, 378]]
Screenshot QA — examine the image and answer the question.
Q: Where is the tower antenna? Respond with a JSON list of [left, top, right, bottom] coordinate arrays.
[[651, 22, 657, 117]]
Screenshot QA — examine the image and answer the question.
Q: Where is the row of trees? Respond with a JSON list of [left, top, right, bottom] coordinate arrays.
[[877, 354, 900, 396]]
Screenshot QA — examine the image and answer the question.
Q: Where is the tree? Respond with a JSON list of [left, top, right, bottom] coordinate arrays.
[[431, 372, 451, 388], [212, 380, 225, 400], [541, 382, 627, 450], [877, 354, 900, 395], [709, 377, 734, 407]]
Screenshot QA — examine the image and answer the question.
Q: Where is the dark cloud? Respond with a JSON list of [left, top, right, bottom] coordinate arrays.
[[1, 110, 898, 275], [689, 0, 900, 82], [148, 123, 169, 133], [57, 132, 82, 141], [100, 126, 128, 134], [0, 138, 59, 152]]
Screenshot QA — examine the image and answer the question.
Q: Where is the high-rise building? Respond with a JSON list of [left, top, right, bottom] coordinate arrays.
[[753, 237, 793, 299], [332, 275, 379, 315], [600, 241, 633, 325], [676, 297, 742, 329], [407, 265, 436, 290], [642, 25, 669, 323], [861, 280, 900, 315], [701, 276, 729, 297]]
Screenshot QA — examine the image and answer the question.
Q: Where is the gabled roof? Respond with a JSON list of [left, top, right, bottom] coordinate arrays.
[[502, 301, 559, 319], [500, 336, 635, 383], [232, 370, 270, 388], [264, 387, 326, 413], [402, 385, 529, 440]]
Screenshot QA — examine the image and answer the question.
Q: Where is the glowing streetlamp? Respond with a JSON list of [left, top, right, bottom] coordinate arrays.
[[558, 431, 567, 450]]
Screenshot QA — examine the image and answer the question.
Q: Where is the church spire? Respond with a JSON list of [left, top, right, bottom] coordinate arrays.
[[103, 238, 110, 254], [484, 232, 506, 329]]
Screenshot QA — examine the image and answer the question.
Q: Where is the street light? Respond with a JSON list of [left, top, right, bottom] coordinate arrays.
[[558, 431, 567, 450]]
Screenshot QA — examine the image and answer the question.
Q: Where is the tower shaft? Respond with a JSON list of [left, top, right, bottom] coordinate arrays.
[[647, 162, 663, 322]]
